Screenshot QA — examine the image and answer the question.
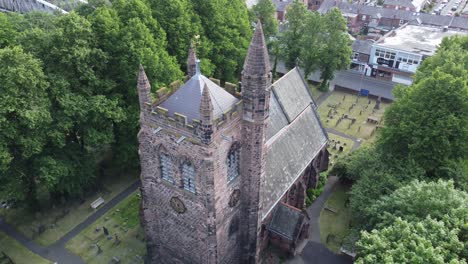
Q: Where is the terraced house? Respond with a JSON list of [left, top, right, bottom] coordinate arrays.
[[136, 22, 329, 264]]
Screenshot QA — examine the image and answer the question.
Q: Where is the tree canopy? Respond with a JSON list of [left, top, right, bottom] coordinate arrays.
[[378, 36, 468, 177], [252, 0, 278, 42], [280, 2, 351, 89], [356, 217, 466, 264]]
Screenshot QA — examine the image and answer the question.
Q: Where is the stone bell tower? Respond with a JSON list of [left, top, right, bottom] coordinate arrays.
[[137, 46, 245, 263]]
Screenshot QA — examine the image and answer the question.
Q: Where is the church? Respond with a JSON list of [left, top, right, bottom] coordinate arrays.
[[136, 22, 329, 264]]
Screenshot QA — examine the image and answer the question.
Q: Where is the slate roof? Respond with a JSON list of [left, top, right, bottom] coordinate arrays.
[[384, 0, 416, 9], [261, 68, 327, 220], [159, 73, 239, 122], [352, 40, 373, 55], [318, 0, 468, 30], [272, 0, 293, 12], [267, 203, 304, 240]]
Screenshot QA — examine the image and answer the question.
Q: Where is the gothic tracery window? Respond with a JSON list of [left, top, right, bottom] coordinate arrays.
[[182, 162, 196, 193], [227, 144, 240, 182], [160, 154, 174, 184]]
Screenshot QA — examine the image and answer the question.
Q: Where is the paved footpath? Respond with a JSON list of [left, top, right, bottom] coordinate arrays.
[[286, 176, 352, 264], [0, 180, 140, 264]]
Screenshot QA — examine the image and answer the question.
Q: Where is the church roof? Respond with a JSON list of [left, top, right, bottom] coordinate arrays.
[[159, 71, 239, 122], [261, 68, 328, 220], [267, 203, 304, 241]]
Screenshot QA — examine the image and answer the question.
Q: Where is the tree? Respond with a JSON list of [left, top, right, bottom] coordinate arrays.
[[280, 0, 308, 69], [281, 4, 351, 89], [0, 47, 51, 206], [378, 36, 468, 177], [367, 180, 467, 230], [252, 0, 278, 42], [148, 0, 203, 68], [349, 160, 424, 228], [356, 218, 466, 264], [299, 10, 324, 81], [317, 8, 351, 90], [190, 0, 252, 82], [0, 13, 16, 48]]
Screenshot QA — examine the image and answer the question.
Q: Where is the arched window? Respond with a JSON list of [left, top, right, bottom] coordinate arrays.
[[227, 144, 240, 182], [182, 163, 196, 193], [160, 154, 174, 184]]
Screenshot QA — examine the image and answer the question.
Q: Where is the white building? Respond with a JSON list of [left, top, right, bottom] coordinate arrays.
[[369, 24, 467, 85]]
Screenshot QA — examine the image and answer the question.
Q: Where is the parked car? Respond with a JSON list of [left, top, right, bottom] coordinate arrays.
[[451, 5, 458, 11]]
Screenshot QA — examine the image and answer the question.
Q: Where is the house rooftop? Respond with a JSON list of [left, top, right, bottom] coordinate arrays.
[[272, 0, 293, 12], [375, 24, 467, 56]]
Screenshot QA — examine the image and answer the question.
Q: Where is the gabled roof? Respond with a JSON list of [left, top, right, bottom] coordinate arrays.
[[318, 0, 468, 30], [261, 68, 327, 220], [158, 74, 239, 122], [272, 0, 293, 12], [267, 203, 305, 240]]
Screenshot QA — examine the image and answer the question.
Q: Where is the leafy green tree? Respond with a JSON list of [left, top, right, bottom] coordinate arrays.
[[252, 0, 278, 42], [349, 160, 424, 228], [356, 218, 466, 264], [281, 4, 350, 89], [0, 47, 51, 206], [148, 0, 203, 67], [317, 8, 351, 89], [299, 10, 324, 80], [280, 0, 308, 69], [0, 13, 16, 48], [367, 180, 467, 229], [191, 0, 252, 82], [379, 36, 468, 177]]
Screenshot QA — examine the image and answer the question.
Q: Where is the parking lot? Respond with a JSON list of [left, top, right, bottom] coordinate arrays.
[[432, 0, 467, 16]]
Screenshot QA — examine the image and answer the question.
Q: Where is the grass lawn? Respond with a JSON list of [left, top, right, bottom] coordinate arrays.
[[327, 133, 355, 167], [308, 81, 324, 101], [0, 173, 138, 246], [0, 232, 52, 264], [65, 191, 146, 264], [318, 91, 389, 141], [319, 182, 352, 253]]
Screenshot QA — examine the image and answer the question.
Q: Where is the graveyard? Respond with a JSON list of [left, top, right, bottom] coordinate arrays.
[[318, 91, 390, 141], [0, 174, 138, 246], [65, 191, 146, 264], [326, 133, 355, 167], [319, 182, 353, 254]]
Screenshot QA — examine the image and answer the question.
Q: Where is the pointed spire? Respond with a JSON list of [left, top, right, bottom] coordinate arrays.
[[187, 43, 197, 78], [200, 84, 213, 123], [137, 64, 151, 111], [200, 84, 214, 144], [243, 21, 271, 76]]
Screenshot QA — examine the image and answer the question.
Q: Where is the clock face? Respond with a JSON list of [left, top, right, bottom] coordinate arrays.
[[229, 189, 241, 207], [170, 197, 186, 214]]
